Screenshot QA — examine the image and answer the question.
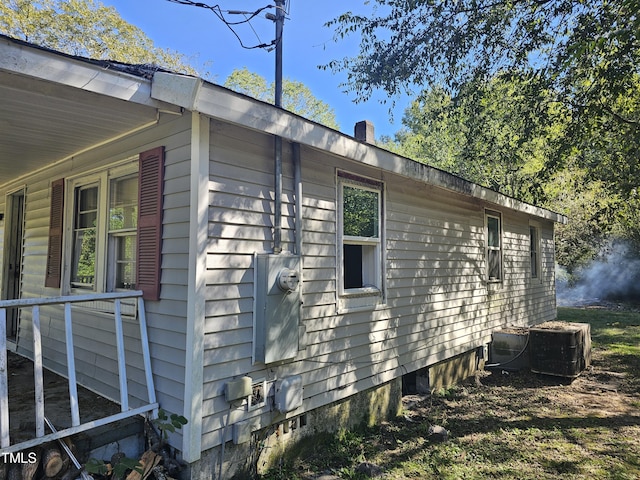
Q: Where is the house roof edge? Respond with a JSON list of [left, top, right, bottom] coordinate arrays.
[[0, 34, 180, 113], [151, 71, 566, 224], [0, 34, 565, 225]]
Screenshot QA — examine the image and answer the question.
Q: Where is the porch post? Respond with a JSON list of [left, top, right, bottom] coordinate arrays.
[[33, 305, 45, 437], [182, 112, 209, 463], [137, 297, 157, 410], [114, 299, 129, 411]]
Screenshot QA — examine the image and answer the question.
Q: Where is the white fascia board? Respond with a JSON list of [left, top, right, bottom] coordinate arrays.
[[0, 37, 179, 113], [152, 72, 567, 224]]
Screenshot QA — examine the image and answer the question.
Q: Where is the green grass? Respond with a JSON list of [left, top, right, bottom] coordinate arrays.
[[557, 306, 640, 354], [261, 306, 640, 479], [558, 306, 640, 393]]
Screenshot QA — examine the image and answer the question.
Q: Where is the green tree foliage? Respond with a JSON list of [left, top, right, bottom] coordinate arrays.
[[331, 1, 639, 271], [0, 0, 199, 74], [327, 0, 639, 192], [547, 166, 620, 273], [379, 87, 467, 178], [225, 67, 340, 129], [384, 74, 564, 203], [327, 0, 639, 109]]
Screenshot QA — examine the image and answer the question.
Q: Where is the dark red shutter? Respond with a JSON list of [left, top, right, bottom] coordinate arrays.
[[45, 178, 65, 288], [137, 146, 165, 301]]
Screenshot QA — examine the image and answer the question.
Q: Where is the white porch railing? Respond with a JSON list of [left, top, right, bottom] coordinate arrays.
[[0, 291, 158, 454]]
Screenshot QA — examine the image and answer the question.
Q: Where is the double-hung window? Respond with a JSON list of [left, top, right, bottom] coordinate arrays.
[[486, 210, 502, 282], [71, 184, 99, 289], [68, 166, 138, 293], [337, 171, 384, 310], [46, 147, 164, 300]]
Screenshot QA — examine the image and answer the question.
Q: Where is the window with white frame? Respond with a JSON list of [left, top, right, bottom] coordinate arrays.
[[47, 147, 164, 300], [529, 224, 540, 279], [67, 165, 138, 293], [337, 171, 384, 309], [486, 210, 502, 282]]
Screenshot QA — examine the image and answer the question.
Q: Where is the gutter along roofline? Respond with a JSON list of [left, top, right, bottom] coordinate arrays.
[[151, 71, 567, 224]]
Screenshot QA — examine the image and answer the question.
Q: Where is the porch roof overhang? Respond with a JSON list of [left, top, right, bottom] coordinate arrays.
[[0, 35, 180, 188]]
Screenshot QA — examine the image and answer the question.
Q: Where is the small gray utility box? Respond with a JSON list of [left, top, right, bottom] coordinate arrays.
[[253, 253, 301, 364]]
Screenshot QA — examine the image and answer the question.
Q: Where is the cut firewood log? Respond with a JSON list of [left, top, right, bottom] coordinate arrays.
[[125, 450, 162, 480], [42, 445, 63, 478], [21, 449, 40, 480], [150, 465, 169, 480]]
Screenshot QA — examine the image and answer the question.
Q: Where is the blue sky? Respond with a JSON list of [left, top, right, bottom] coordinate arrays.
[[101, 0, 409, 138]]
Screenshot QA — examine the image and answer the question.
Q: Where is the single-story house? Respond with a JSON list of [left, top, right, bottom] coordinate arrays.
[[0, 35, 566, 478]]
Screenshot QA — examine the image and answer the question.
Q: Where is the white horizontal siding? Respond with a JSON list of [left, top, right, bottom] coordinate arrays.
[[199, 128, 560, 453], [1, 102, 561, 459]]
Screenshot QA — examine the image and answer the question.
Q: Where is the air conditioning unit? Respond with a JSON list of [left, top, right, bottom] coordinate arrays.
[[489, 328, 530, 370], [529, 322, 591, 378]]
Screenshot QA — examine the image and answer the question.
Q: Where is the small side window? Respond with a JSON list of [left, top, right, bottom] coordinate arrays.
[[486, 210, 502, 282], [530, 225, 540, 279]]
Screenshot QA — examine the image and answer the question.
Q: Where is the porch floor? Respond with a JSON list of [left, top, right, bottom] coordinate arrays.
[[7, 350, 121, 446]]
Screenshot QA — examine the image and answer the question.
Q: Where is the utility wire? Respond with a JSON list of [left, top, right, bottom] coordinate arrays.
[[166, 0, 281, 50]]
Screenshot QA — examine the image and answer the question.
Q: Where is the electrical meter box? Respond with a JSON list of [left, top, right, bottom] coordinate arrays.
[[253, 253, 301, 364]]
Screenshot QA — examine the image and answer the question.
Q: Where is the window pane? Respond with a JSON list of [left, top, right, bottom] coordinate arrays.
[[110, 175, 138, 230], [488, 249, 501, 280], [72, 185, 98, 288], [72, 228, 96, 287], [487, 216, 500, 247], [79, 187, 98, 211], [78, 211, 97, 229], [344, 244, 363, 289], [114, 235, 136, 289], [343, 186, 378, 238]]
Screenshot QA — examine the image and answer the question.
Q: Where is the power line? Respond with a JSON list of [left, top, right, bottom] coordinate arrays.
[[165, 0, 282, 50]]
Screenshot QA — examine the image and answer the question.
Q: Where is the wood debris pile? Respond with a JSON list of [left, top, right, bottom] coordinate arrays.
[[0, 419, 185, 480]]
